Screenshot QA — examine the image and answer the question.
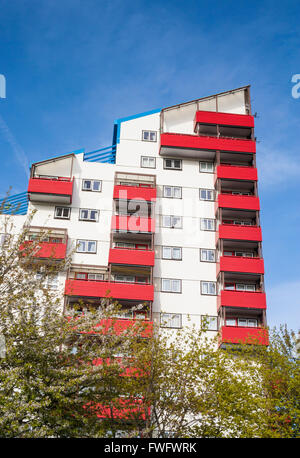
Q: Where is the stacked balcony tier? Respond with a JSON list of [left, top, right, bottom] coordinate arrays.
[[220, 326, 269, 346], [28, 176, 73, 204]]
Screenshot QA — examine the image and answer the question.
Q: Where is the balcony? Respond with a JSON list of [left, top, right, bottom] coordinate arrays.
[[28, 176, 73, 204], [215, 165, 257, 182], [194, 110, 254, 130], [89, 398, 149, 420], [109, 248, 155, 266], [220, 325, 269, 346], [113, 185, 156, 202], [217, 194, 260, 211], [20, 240, 67, 260], [218, 255, 264, 275], [111, 215, 155, 233], [217, 290, 266, 310], [217, 224, 262, 242], [160, 133, 256, 158], [65, 279, 154, 301]]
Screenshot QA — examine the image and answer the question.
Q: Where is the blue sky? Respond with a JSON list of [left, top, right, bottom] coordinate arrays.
[[0, 0, 299, 331]]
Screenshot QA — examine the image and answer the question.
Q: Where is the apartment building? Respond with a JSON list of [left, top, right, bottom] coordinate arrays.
[[1, 85, 268, 347]]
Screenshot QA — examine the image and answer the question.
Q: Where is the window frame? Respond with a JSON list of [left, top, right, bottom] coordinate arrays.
[[200, 218, 216, 231], [76, 239, 97, 254], [161, 278, 182, 294], [162, 246, 182, 261], [54, 206, 71, 220], [160, 313, 182, 329], [140, 156, 156, 169], [82, 179, 102, 192], [199, 188, 215, 201], [162, 215, 182, 229], [201, 315, 218, 331], [79, 208, 99, 222], [163, 158, 182, 170], [199, 161, 214, 173], [201, 281, 217, 296], [200, 248, 216, 263], [163, 185, 182, 199], [142, 130, 157, 142]]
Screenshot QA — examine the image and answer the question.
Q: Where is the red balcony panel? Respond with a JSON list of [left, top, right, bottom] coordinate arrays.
[[87, 398, 149, 420], [194, 111, 254, 129], [65, 279, 154, 301], [94, 319, 153, 338], [217, 224, 262, 242], [217, 194, 260, 211], [92, 357, 148, 377], [218, 256, 264, 275], [217, 290, 266, 310], [220, 326, 269, 346], [28, 177, 73, 204], [111, 215, 155, 233], [20, 241, 67, 260], [160, 133, 256, 154], [113, 185, 156, 202], [216, 165, 257, 182], [109, 248, 155, 266]]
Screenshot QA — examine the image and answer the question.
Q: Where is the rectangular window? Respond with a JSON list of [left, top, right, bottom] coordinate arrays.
[[142, 130, 157, 142], [200, 218, 216, 231], [236, 284, 256, 292], [162, 215, 182, 229], [201, 315, 218, 331], [200, 162, 214, 173], [141, 156, 156, 168], [79, 209, 99, 222], [200, 249, 216, 262], [162, 246, 182, 260], [114, 275, 135, 283], [226, 318, 236, 326], [114, 242, 135, 249], [163, 185, 182, 199], [87, 273, 104, 281], [160, 313, 182, 328], [0, 233, 9, 246], [82, 179, 102, 192], [163, 158, 182, 170], [161, 278, 182, 293], [201, 281, 217, 295], [77, 240, 97, 253], [55, 206, 71, 219], [199, 189, 215, 201]]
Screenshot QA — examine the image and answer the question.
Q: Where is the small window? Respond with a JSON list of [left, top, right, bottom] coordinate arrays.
[[162, 246, 182, 260], [163, 186, 182, 199], [199, 189, 215, 201], [142, 130, 157, 142], [79, 209, 99, 222], [201, 315, 218, 331], [82, 179, 102, 192], [163, 158, 182, 170], [201, 281, 217, 295], [87, 273, 104, 281], [77, 240, 97, 253], [141, 156, 156, 168], [200, 218, 216, 231], [161, 278, 182, 293], [55, 207, 71, 219], [226, 318, 236, 326], [200, 249, 216, 262], [114, 275, 135, 283], [236, 284, 256, 292], [114, 242, 135, 249], [160, 313, 182, 328], [200, 162, 214, 173], [162, 215, 182, 229]]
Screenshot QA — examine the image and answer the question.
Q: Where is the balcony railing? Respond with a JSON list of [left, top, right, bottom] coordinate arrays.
[[219, 325, 269, 346], [217, 290, 267, 310], [217, 224, 262, 242], [215, 164, 257, 182], [111, 215, 155, 233], [216, 194, 260, 211], [109, 248, 155, 266], [65, 278, 154, 301], [113, 185, 156, 202], [194, 111, 254, 130], [20, 240, 67, 260], [28, 176, 74, 204], [217, 255, 264, 275]]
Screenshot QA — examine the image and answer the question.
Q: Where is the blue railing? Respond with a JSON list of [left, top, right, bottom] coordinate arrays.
[[0, 191, 29, 215], [83, 145, 116, 163]]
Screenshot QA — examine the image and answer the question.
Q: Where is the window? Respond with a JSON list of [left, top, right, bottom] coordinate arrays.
[[114, 275, 135, 283], [200, 162, 214, 173], [141, 156, 156, 168], [162, 215, 182, 228], [200, 218, 216, 231], [162, 246, 182, 260], [142, 130, 157, 142], [199, 189, 215, 201], [225, 318, 236, 326], [201, 281, 217, 295], [201, 315, 218, 331], [82, 179, 102, 192], [227, 318, 258, 327], [87, 273, 104, 281], [160, 313, 182, 328], [77, 240, 97, 253], [0, 233, 9, 246], [200, 249, 216, 262], [55, 206, 71, 219], [163, 186, 182, 199], [161, 278, 182, 293], [114, 242, 135, 249], [236, 284, 256, 292], [36, 273, 58, 290], [79, 209, 99, 222], [163, 158, 182, 170]]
